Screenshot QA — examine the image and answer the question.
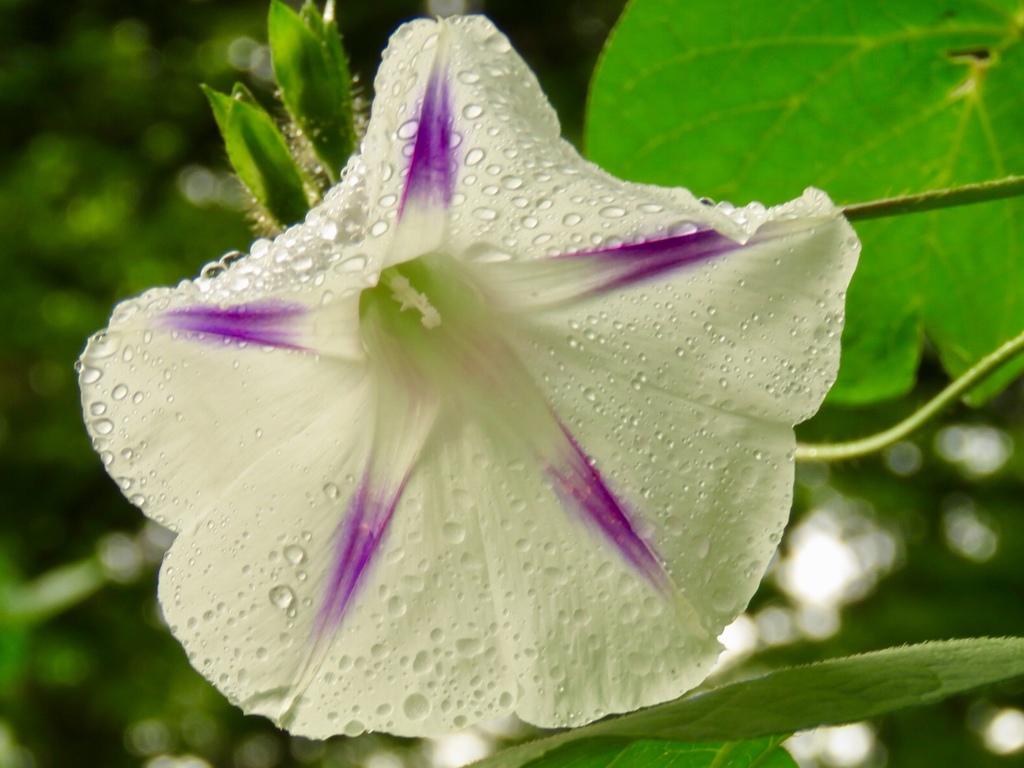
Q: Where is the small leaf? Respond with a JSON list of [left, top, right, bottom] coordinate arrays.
[[269, 0, 355, 182], [473, 638, 1024, 768], [203, 84, 310, 228], [521, 736, 796, 768]]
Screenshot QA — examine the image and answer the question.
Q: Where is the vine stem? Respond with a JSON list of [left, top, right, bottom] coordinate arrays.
[[796, 328, 1024, 462], [841, 175, 1024, 221]]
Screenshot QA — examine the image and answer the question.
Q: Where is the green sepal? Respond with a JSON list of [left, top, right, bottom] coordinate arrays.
[[202, 83, 311, 229], [268, 0, 355, 182]]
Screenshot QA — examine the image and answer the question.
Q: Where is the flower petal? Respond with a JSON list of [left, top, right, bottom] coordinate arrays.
[[548, 421, 668, 593], [268, 417, 517, 738], [161, 301, 310, 350], [468, 424, 717, 728], [373, 16, 758, 271], [397, 33, 456, 220], [361, 21, 460, 265], [498, 193, 858, 702], [78, 152, 386, 532]]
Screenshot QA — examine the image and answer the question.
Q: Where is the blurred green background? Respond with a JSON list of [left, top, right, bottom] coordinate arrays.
[[0, 0, 1021, 767]]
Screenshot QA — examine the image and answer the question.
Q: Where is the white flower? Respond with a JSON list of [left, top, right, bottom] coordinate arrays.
[[78, 15, 859, 738]]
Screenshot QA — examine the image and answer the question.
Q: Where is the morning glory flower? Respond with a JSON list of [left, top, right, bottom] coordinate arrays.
[[79, 16, 859, 738]]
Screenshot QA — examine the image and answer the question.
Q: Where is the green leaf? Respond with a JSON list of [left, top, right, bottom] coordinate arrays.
[[473, 638, 1024, 768], [521, 736, 796, 768], [268, 0, 354, 182], [586, 0, 1024, 403], [203, 84, 310, 228]]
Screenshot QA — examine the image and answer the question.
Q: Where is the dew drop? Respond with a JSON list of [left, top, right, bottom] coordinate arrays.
[[441, 522, 466, 544], [269, 585, 295, 610], [456, 637, 482, 657], [93, 418, 114, 436], [403, 693, 431, 720], [338, 254, 367, 272], [283, 545, 306, 565], [89, 334, 120, 358], [387, 595, 407, 617], [599, 205, 627, 219], [80, 367, 102, 384], [111, 384, 129, 401], [397, 120, 419, 139]]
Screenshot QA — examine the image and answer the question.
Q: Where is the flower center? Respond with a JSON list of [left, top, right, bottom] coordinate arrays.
[[358, 254, 491, 388], [358, 256, 455, 345], [386, 273, 441, 329]]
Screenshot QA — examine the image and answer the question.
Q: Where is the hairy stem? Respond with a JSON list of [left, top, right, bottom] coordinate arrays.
[[797, 328, 1024, 462], [842, 175, 1024, 221]]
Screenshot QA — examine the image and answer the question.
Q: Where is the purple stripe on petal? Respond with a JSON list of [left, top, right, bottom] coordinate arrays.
[[162, 301, 309, 350], [557, 228, 745, 295], [314, 469, 408, 637], [398, 55, 455, 217], [548, 424, 670, 592]]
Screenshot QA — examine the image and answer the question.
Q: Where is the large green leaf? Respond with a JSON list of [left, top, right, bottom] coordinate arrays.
[[203, 83, 310, 229], [522, 736, 795, 768], [268, 0, 354, 181], [586, 0, 1024, 403], [472, 638, 1024, 768]]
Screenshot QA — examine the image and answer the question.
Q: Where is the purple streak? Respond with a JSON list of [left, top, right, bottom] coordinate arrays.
[[558, 228, 745, 295], [548, 425, 669, 593], [162, 301, 308, 350], [398, 58, 455, 217], [314, 470, 408, 637]]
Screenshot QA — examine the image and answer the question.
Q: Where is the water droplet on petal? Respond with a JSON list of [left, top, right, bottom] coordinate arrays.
[[403, 693, 431, 720], [397, 120, 419, 139], [269, 585, 295, 610], [80, 367, 102, 384]]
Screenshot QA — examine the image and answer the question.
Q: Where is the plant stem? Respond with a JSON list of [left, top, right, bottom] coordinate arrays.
[[796, 328, 1024, 462], [842, 175, 1024, 221], [3, 557, 107, 624]]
